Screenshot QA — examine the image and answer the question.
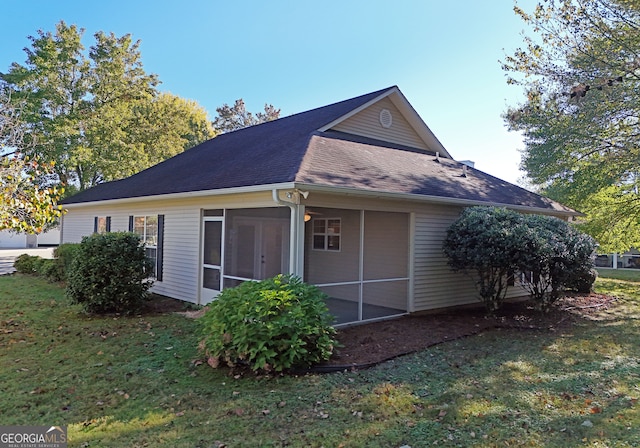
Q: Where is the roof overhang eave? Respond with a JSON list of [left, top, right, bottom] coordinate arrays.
[[62, 181, 581, 218], [293, 183, 582, 218], [61, 182, 298, 208]]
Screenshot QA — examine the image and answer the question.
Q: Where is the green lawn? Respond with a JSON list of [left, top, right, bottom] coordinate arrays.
[[1, 274, 638, 447], [597, 267, 640, 282]]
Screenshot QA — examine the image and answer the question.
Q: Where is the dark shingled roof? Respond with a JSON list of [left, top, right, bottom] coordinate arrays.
[[62, 86, 574, 214]]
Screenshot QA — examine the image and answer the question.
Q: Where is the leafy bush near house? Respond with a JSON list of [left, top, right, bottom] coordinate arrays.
[[13, 254, 39, 274], [199, 274, 337, 373], [35, 258, 62, 282], [53, 243, 81, 281], [66, 232, 153, 314], [442, 207, 525, 313], [516, 214, 597, 310], [443, 206, 597, 313], [12, 243, 81, 282]]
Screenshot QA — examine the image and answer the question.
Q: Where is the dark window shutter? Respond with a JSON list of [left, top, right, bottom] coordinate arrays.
[[106, 217, 111, 232], [93, 217, 98, 233], [156, 215, 164, 282], [128, 216, 134, 232]]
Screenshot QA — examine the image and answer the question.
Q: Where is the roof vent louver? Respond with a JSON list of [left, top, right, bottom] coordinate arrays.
[[379, 108, 393, 128]]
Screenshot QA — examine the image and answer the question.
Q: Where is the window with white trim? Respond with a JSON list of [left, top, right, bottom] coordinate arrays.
[[133, 215, 158, 277], [312, 218, 341, 251]]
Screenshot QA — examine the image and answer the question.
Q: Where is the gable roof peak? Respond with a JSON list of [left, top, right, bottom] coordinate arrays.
[[317, 86, 452, 158]]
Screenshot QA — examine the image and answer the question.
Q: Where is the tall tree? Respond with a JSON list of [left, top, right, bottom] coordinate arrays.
[[127, 93, 215, 173], [1, 86, 63, 232], [502, 0, 640, 252], [1, 21, 214, 191], [212, 99, 280, 133]]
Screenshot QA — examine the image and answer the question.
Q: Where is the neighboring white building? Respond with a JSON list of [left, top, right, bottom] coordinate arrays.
[[0, 227, 60, 249], [596, 249, 640, 269]]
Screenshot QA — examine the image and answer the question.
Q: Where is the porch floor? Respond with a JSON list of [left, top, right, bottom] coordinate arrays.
[[325, 297, 405, 325]]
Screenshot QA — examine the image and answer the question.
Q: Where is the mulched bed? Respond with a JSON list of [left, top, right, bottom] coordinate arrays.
[[318, 293, 617, 370], [150, 292, 617, 371]]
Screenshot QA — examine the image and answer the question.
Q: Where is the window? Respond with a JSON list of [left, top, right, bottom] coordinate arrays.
[[312, 218, 341, 251], [94, 216, 110, 233], [130, 215, 164, 280]]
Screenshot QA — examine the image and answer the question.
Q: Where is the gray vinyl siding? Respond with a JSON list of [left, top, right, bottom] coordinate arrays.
[[61, 190, 535, 314], [61, 201, 202, 303], [412, 203, 527, 312], [61, 208, 97, 243], [61, 192, 282, 305], [331, 97, 430, 151]]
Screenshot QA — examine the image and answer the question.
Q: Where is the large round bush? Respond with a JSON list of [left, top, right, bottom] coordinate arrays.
[[66, 232, 153, 314], [442, 206, 525, 312], [443, 206, 597, 313], [199, 275, 337, 373]]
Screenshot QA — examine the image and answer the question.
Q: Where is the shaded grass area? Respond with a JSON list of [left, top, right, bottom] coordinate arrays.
[[0, 274, 638, 447], [597, 268, 640, 282]]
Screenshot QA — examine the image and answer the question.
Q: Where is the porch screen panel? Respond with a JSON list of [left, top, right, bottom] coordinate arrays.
[[362, 280, 407, 320], [363, 211, 408, 280], [203, 221, 222, 266], [362, 211, 409, 320], [224, 208, 290, 282], [318, 283, 360, 326], [304, 209, 360, 284], [203, 220, 222, 291]]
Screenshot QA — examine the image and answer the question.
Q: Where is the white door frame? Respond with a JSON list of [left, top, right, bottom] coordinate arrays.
[[200, 216, 224, 304]]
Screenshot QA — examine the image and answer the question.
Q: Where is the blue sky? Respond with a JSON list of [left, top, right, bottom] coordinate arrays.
[[1, 0, 536, 185]]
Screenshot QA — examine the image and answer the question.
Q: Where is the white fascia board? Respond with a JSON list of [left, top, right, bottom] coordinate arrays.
[[62, 182, 297, 209], [293, 183, 580, 218]]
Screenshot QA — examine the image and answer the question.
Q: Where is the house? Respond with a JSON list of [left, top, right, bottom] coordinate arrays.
[[60, 86, 577, 325], [0, 228, 60, 249]]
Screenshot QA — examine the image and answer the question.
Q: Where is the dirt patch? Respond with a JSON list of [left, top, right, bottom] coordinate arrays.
[[140, 294, 197, 315]]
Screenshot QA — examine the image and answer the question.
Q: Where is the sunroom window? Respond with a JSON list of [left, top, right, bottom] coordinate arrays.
[[312, 218, 341, 251]]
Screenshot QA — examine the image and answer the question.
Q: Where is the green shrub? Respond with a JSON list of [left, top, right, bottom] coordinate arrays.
[[13, 254, 39, 274], [516, 214, 597, 310], [66, 232, 153, 314], [443, 206, 597, 313], [442, 207, 525, 313], [199, 274, 337, 373], [565, 268, 598, 293], [53, 243, 81, 281], [35, 258, 65, 282], [30, 256, 46, 274]]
